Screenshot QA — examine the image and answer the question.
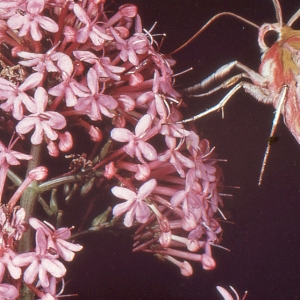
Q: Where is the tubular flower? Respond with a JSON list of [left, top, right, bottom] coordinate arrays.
[[12, 229, 66, 288], [28, 218, 83, 262], [15, 87, 67, 145], [112, 179, 157, 227], [74, 68, 118, 120], [111, 114, 157, 163], [7, 0, 58, 41]]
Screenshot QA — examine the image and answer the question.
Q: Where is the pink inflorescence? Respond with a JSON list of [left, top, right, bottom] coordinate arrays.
[[0, 0, 227, 298]]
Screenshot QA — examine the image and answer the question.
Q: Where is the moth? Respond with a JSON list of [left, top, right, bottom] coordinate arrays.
[[173, 0, 300, 184]]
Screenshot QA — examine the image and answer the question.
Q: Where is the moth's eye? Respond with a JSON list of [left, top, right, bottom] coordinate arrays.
[[263, 30, 279, 48]]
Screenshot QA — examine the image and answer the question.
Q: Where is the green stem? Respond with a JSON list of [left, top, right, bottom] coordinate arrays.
[[38, 175, 80, 193], [19, 144, 42, 300]]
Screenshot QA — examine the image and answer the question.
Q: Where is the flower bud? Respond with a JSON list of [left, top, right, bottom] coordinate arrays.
[[129, 73, 144, 87], [201, 254, 216, 270], [119, 4, 138, 18], [159, 231, 171, 248], [135, 163, 150, 181], [113, 26, 129, 39], [47, 140, 59, 157], [58, 131, 73, 152], [117, 95, 135, 112], [112, 115, 126, 128], [89, 125, 103, 142], [28, 166, 48, 181], [91, 207, 112, 228], [63, 25, 76, 43], [180, 261, 193, 277], [81, 177, 96, 196], [104, 162, 116, 180]]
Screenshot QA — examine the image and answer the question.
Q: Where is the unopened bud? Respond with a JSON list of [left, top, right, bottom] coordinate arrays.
[[201, 254, 216, 270], [81, 177, 96, 196], [89, 126, 103, 142], [47, 140, 59, 157], [129, 72, 144, 87], [113, 26, 129, 39], [180, 261, 193, 277], [135, 163, 150, 181], [119, 4, 138, 18], [91, 207, 112, 229], [58, 131, 73, 152], [104, 162, 116, 180], [28, 166, 48, 181]]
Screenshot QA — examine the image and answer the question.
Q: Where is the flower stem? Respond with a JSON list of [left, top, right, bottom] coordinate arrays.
[[19, 144, 43, 300]]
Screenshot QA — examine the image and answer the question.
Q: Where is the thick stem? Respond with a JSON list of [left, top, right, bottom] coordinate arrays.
[[18, 144, 42, 300], [19, 144, 42, 251]]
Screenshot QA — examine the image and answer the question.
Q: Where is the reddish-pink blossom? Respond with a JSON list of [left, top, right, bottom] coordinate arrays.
[[16, 87, 67, 145], [111, 114, 157, 163], [73, 50, 125, 81], [158, 136, 194, 177], [29, 218, 83, 262], [112, 179, 157, 227], [18, 47, 65, 74], [0, 73, 43, 120], [0, 140, 32, 166], [12, 229, 66, 288], [73, 4, 113, 46], [0, 283, 19, 300], [110, 26, 149, 66], [74, 68, 118, 120], [48, 54, 90, 107], [7, 0, 58, 41], [0, 247, 21, 281]]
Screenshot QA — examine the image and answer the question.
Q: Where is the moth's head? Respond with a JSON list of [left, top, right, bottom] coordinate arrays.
[[258, 23, 282, 53]]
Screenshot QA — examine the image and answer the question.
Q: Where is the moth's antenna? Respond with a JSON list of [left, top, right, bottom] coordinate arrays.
[[170, 12, 258, 55], [272, 0, 283, 27]]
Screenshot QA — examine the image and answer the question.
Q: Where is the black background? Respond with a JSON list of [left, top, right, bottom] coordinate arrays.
[[66, 1, 300, 299]]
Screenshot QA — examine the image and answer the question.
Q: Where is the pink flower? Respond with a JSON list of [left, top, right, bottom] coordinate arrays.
[[0, 73, 43, 120], [7, 0, 58, 41], [73, 50, 125, 81], [18, 47, 65, 74], [171, 169, 203, 216], [15, 87, 67, 145], [10, 207, 28, 241], [74, 68, 118, 120], [158, 136, 194, 177], [111, 114, 157, 163], [0, 139, 32, 166], [0, 283, 19, 300], [110, 27, 149, 66], [0, 138, 32, 202], [28, 218, 83, 262], [73, 4, 113, 46], [12, 229, 66, 288], [112, 179, 157, 227], [0, 0, 26, 19], [0, 248, 21, 282], [48, 54, 90, 107]]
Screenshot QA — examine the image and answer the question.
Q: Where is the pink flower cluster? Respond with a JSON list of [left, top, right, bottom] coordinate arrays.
[[0, 204, 82, 300], [0, 0, 227, 298]]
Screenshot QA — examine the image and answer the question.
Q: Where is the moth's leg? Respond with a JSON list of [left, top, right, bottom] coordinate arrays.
[[182, 61, 267, 95], [258, 85, 288, 185], [188, 74, 247, 98], [178, 81, 270, 124]]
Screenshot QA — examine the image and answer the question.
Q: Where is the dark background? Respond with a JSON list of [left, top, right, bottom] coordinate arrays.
[[66, 1, 300, 299]]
